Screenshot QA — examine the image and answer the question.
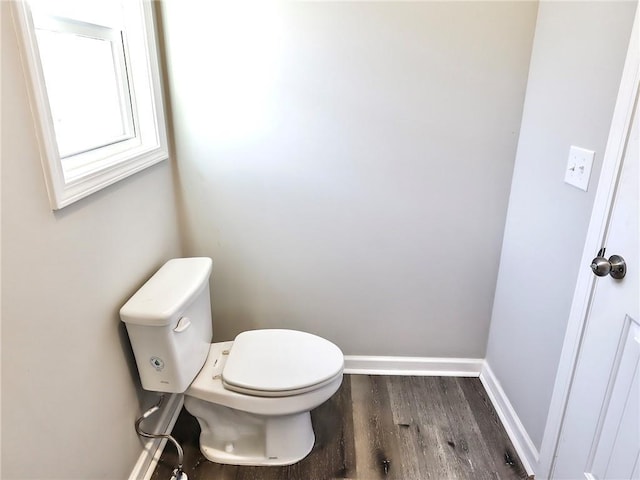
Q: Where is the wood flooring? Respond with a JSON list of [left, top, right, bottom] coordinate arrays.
[[151, 375, 531, 480]]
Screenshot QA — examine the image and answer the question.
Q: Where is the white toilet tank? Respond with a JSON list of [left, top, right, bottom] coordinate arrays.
[[120, 257, 213, 393]]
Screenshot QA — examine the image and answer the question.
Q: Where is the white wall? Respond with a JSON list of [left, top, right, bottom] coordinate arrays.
[[160, 0, 538, 357], [1, 3, 183, 478], [485, 1, 637, 452]]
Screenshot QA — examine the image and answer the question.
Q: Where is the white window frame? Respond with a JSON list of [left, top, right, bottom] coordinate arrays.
[[12, 0, 168, 210]]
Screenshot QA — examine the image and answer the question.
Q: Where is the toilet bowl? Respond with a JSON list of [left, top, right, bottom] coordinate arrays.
[[185, 335, 343, 465], [120, 257, 344, 466]]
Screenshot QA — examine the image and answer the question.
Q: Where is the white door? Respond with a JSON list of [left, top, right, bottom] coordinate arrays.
[[551, 19, 640, 480]]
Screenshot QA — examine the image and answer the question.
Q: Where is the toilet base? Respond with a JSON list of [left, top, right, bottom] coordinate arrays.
[[184, 395, 315, 466]]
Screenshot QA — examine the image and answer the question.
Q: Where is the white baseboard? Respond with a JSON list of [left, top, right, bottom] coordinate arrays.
[[480, 362, 538, 477], [343, 355, 484, 377], [128, 393, 184, 480]]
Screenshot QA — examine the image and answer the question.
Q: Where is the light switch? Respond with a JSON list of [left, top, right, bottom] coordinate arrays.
[[564, 146, 595, 191]]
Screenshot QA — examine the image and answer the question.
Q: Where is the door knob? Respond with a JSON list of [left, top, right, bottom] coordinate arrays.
[[590, 249, 626, 279]]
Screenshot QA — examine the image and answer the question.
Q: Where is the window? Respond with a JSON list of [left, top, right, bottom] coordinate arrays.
[[35, 16, 135, 158], [13, 0, 168, 210]]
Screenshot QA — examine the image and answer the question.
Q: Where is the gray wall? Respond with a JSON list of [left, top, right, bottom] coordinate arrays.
[[160, 0, 538, 357], [1, 3, 183, 478], [5, 1, 634, 477], [485, 1, 636, 452]]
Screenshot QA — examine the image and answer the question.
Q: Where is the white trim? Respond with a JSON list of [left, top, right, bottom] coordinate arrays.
[[480, 362, 538, 477], [128, 394, 184, 480], [537, 5, 640, 479], [343, 355, 483, 377]]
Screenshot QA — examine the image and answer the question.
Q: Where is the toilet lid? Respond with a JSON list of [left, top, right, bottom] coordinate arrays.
[[222, 329, 344, 397]]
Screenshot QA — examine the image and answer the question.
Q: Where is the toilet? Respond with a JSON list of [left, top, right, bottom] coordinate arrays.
[[120, 257, 344, 466]]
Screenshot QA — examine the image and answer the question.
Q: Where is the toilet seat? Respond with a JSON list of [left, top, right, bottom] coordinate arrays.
[[222, 329, 344, 397], [186, 341, 344, 416]]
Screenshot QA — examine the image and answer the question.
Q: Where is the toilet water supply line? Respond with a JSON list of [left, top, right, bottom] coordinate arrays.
[[135, 395, 187, 480]]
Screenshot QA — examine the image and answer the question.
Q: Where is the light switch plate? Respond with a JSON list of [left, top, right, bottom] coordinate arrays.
[[564, 146, 595, 191]]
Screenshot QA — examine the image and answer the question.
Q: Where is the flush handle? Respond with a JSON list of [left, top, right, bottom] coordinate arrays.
[[173, 316, 191, 333], [590, 249, 626, 279]]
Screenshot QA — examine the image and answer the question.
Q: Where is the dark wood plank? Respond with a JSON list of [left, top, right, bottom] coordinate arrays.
[[434, 377, 504, 479], [350, 375, 403, 479], [390, 377, 457, 479], [459, 378, 532, 479], [386, 375, 444, 479], [411, 376, 481, 479]]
